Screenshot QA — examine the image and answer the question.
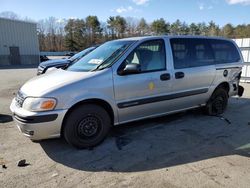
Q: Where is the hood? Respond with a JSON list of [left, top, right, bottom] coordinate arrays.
[[39, 58, 70, 67], [20, 69, 95, 96]]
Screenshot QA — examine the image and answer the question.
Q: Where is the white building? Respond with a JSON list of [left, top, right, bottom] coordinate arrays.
[[0, 17, 39, 66], [233, 38, 250, 82]]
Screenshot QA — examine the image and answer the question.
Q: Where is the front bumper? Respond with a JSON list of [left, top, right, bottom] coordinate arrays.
[[10, 99, 67, 140]]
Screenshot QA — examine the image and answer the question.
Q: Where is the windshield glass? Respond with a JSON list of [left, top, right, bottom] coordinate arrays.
[[67, 40, 133, 72], [69, 47, 95, 62]]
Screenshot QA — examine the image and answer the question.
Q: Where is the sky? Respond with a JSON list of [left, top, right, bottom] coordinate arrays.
[[0, 0, 250, 26]]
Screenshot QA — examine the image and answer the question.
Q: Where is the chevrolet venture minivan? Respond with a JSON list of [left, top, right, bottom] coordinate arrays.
[[10, 36, 244, 148]]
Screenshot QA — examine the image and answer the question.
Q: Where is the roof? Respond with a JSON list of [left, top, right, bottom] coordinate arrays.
[[116, 36, 156, 41], [0, 17, 37, 25], [115, 35, 230, 42]]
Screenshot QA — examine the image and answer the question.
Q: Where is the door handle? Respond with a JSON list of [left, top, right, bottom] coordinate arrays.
[[175, 72, 185, 79], [160, 73, 171, 81]]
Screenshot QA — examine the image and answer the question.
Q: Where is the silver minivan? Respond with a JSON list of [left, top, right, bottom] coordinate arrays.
[[10, 36, 244, 148]]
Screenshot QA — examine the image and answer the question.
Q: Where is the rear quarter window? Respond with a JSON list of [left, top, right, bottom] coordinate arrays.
[[209, 39, 241, 64]]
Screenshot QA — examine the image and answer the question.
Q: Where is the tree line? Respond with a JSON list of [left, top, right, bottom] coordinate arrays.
[[36, 16, 250, 52]]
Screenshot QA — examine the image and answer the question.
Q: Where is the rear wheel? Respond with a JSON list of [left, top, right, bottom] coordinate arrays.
[[63, 104, 111, 149], [205, 87, 228, 115]]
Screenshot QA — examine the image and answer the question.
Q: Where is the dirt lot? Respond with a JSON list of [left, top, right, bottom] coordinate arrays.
[[0, 68, 250, 188]]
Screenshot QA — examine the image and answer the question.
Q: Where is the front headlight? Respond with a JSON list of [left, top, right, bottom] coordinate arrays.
[[22, 97, 57, 112]]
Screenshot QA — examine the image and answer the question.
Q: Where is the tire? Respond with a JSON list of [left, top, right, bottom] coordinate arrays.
[[205, 87, 228, 116], [63, 104, 111, 149]]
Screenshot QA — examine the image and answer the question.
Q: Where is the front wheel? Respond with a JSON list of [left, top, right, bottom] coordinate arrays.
[[63, 104, 111, 149], [205, 88, 228, 115]]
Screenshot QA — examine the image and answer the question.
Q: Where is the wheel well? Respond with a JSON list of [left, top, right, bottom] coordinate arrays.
[[61, 99, 114, 136], [216, 82, 230, 93]]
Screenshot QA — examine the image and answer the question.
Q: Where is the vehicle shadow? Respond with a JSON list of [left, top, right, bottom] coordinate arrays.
[[40, 97, 250, 172], [0, 114, 13, 123]]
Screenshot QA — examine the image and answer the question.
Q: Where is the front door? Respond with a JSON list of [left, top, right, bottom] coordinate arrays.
[[113, 39, 173, 123], [9, 46, 21, 65]]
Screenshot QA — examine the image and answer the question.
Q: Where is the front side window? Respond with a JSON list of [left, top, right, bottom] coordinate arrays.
[[67, 40, 133, 72], [123, 40, 166, 72]]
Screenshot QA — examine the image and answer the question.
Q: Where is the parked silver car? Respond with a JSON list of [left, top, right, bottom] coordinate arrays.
[[10, 36, 244, 148]]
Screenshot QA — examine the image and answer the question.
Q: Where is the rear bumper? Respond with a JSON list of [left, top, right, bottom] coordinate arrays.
[[238, 85, 244, 97], [228, 80, 244, 97], [10, 99, 67, 140]]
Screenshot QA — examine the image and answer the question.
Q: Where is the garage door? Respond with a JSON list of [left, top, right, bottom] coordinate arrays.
[[9, 46, 21, 65]]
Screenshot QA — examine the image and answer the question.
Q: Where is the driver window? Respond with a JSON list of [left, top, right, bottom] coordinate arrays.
[[125, 40, 166, 72]]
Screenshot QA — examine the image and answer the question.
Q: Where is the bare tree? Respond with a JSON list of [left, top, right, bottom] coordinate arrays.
[[0, 11, 19, 20], [126, 17, 139, 37], [3, 11, 248, 52]]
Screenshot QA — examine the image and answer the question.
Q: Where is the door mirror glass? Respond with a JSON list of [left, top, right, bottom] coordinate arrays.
[[120, 63, 141, 75]]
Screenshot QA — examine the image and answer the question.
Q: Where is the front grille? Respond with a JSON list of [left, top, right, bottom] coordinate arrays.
[[15, 91, 25, 107]]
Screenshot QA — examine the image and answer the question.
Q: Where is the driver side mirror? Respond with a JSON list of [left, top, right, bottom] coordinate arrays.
[[119, 63, 141, 75]]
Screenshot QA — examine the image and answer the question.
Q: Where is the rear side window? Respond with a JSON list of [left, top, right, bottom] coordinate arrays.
[[170, 38, 214, 69], [170, 39, 189, 69], [208, 39, 240, 64], [171, 38, 241, 69]]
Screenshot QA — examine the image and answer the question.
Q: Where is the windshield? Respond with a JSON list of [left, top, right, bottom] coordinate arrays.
[[69, 47, 95, 62], [67, 40, 134, 72]]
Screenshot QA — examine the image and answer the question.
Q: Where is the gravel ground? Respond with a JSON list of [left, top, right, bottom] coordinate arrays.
[[0, 68, 250, 188]]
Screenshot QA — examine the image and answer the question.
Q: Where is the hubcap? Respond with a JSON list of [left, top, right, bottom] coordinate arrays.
[[77, 115, 100, 137]]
